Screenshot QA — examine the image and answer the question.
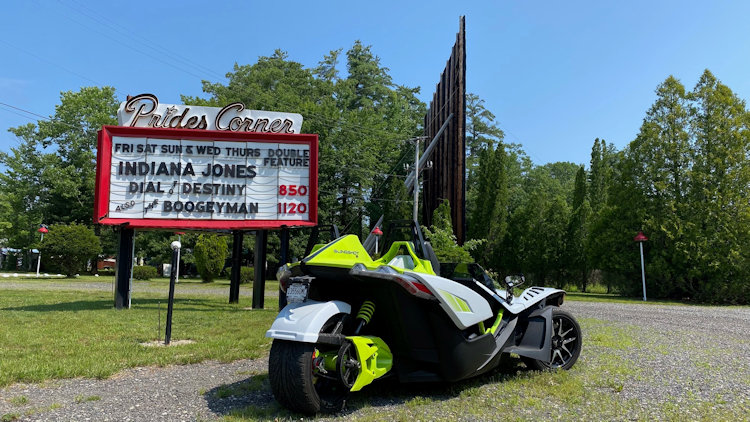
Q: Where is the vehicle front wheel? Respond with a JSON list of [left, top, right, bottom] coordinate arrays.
[[523, 307, 582, 370], [269, 339, 348, 414]]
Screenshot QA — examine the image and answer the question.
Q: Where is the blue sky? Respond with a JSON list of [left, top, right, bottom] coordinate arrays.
[[1, 1, 749, 166]]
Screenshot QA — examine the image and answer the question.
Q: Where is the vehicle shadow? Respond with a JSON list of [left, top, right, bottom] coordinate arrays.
[[343, 355, 528, 414], [204, 373, 278, 418], [204, 356, 532, 419]]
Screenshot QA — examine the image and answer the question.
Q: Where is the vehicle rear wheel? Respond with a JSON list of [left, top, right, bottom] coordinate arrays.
[[268, 314, 350, 414], [269, 340, 321, 414], [523, 307, 582, 371]]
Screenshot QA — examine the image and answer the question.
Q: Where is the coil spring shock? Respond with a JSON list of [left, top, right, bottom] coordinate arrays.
[[354, 300, 375, 334]]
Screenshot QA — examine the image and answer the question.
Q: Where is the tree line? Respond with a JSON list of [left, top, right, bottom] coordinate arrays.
[[466, 70, 749, 304], [0, 43, 747, 303]]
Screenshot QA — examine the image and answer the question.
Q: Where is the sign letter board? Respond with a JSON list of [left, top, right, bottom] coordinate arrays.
[[94, 125, 318, 230]]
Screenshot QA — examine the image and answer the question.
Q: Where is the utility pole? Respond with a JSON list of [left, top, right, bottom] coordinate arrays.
[[413, 138, 420, 222]]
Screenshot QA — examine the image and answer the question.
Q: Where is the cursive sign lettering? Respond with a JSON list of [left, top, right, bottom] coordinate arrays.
[[117, 94, 303, 133]]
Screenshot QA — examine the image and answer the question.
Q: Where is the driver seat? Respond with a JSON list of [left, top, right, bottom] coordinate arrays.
[[423, 241, 440, 275]]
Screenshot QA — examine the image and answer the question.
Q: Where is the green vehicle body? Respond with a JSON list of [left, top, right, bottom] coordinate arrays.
[[300, 234, 437, 275], [268, 228, 580, 415]]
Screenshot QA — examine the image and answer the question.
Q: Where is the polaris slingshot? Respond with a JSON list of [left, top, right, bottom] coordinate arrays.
[[266, 221, 582, 414]]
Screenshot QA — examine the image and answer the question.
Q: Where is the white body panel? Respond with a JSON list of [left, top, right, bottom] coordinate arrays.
[[265, 300, 351, 342], [500, 286, 564, 314], [410, 272, 493, 330]]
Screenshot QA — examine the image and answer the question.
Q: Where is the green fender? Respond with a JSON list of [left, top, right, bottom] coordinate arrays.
[[346, 336, 393, 392]]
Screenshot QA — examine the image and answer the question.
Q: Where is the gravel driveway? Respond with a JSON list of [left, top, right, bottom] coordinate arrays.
[[1, 301, 748, 421]]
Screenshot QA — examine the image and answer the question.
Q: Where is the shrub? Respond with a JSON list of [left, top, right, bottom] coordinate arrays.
[[240, 266, 254, 284], [133, 265, 157, 280], [194, 234, 227, 282], [41, 223, 101, 277], [422, 200, 484, 264]]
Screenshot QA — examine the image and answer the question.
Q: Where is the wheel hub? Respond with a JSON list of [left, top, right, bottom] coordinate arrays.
[[336, 340, 360, 390], [552, 336, 561, 349]]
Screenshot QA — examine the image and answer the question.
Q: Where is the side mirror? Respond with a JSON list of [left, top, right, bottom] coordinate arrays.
[[504, 274, 525, 289]]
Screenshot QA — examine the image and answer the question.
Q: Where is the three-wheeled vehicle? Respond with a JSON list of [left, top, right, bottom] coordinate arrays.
[[267, 221, 582, 414]]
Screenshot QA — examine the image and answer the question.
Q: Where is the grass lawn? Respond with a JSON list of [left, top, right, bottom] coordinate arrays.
[[223, 318, 749, 421], [0, 288, 277, 387]]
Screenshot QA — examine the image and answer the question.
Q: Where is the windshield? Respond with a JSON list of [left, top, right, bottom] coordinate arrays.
[[439, 263, 498, 290]]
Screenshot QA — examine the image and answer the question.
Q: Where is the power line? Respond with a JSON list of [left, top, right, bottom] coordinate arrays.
[[0, 39, 112, 92], [318, 164, 408, 178], [0, 102, 53, 122], [318, 189, 412, 204], [62, 0, 225, 81], [55, 1, 421, 143], [4, 3, 423, 145], [500, 126, 546, 165], [340, 145, 415, 232], [56, 8, 211, 81], [0, 101, 85, 132]]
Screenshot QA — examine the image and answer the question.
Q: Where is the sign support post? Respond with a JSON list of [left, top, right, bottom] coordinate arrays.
[[278, 227, 289, 310], [114, 227, 135, 309], [252, 230, 267, 309], [165, 240, 181, 345], [229, 230, 243, 304]]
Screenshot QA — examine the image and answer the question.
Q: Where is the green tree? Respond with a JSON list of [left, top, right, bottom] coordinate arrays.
[[189, 45, 425, 234], [0, 192, 12, 243], [620, 76, 693, 298], [135, 231, 182, 268], [588, 71, 749, 303], [566, 166, 591, 291], [41, 223, 101, 277], [1, 87, 118, 249], [380, 175, 412, 224], [468, 143, 508, 269], [423, 200, 482, 264], [497, 161, 578, 285], [194, 234, 228, 283], [686, 70, 750, 302], [588, 138, 609, 214], [466, 93, 504, 182], [4, 87, 118, 227], [0, 140, 53, 247]]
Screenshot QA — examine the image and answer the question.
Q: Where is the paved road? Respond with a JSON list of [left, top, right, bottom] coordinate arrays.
[[0, 301, 747, 421]]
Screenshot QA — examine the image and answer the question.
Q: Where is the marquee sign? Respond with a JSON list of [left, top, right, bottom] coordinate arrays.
[[117, 94, 303, 134], [94, 125, 318, 229]]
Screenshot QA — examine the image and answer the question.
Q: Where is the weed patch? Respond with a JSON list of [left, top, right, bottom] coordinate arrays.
[[7, 396, 27, 406], [0, 414, 19, 422], [74, 395, 101, 403]]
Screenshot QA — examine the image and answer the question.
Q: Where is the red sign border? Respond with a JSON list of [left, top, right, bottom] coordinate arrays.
[[94, 125, 318, 230]]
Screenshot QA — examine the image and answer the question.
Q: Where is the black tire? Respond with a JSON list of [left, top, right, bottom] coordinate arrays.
[[523, 307, 582, 371], [269, 340, 321, 414], [269, 335, 348, 414]]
